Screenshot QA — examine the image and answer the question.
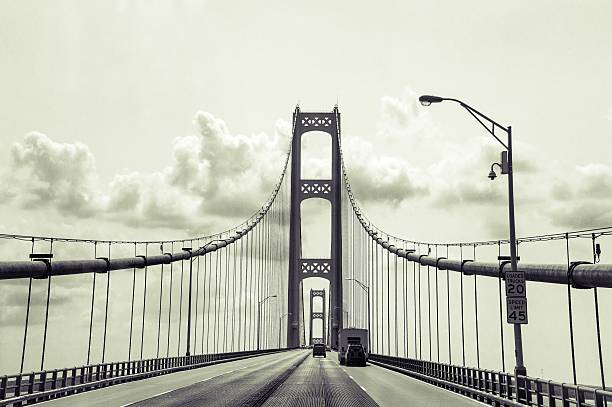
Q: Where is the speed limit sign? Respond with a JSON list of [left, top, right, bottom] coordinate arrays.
[[507, 297, 528, 324]]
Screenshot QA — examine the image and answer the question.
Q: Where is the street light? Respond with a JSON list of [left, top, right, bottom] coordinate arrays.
[[345, 278, 370, 353], [279, 312, 292, 348], [258, 295, 277, 350], [419, 94, 526, 377]]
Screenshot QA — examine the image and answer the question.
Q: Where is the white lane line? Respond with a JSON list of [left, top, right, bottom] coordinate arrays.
[[360, 385, 367, 392]]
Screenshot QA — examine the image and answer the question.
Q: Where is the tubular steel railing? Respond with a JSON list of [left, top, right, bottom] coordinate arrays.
[[0, 348, 292, 406], [369, 354, 612, 407]]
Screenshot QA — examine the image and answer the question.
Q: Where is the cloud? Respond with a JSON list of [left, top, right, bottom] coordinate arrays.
[[433, 181, 506, 207], [549, 202, 612, 230], [10, 132, 100, 217], [575, 164, 612, 198], [170, 112, 291, 218], [106, 171, 202, 230], [546, 163, 612, 229], [343, 137, 428, 205], [2, 112, 292, 235], [378, 88, 433, 141]]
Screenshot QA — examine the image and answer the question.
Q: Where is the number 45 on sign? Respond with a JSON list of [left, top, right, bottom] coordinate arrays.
[[507, 297, 528, 324]]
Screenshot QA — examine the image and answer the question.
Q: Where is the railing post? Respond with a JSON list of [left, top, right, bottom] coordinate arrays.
[[0, 375, 7, 400], [15, 374, 22, 399]]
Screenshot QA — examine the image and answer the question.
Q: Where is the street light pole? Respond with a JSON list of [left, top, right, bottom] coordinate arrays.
[[419, 95, 526, 377], [258, 295, 277, 350], [345, 278, 370, 353], [279, 312, 292, 348], [505, 126, 526, 375]]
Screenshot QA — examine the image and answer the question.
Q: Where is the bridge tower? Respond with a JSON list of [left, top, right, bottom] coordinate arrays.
[[309, 289, 326, 345], [287, 105, 343, 349]]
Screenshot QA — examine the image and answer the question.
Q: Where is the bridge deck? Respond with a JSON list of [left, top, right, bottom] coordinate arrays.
[[37, 350, 484, 406]]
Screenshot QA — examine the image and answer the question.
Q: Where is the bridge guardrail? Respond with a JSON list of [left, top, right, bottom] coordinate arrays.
[[0, 348, 294, 406], [369, 354, 612, 407]]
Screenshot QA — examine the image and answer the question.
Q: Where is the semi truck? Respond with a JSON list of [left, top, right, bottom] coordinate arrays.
[[337, 328, 368, 366]]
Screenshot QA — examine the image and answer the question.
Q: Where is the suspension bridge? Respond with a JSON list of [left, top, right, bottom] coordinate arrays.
[[0, 106, 611, 406]]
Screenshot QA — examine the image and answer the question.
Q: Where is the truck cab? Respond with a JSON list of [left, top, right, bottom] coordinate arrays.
[[338, 328, 368, 366]]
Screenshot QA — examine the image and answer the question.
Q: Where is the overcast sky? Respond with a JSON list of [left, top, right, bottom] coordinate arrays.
[[1, 0, 611, 385]]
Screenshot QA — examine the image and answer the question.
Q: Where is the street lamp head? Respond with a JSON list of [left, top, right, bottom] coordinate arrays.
[[488, 169, 497, 180], [419, 95, 444, 106]]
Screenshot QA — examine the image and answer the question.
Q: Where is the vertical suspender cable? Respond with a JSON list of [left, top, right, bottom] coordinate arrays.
[[414, 244, 418, 359], [394, 250, 398, 357], [248, 229, 254, 350], [156, 243, 164, 358], [246, 231, 251, 350], [351, 211, 355, 326], [591, 234, 606, 389], [403, 242, 408, 358], [446, 244, 451, 364], [140, 243, 148, 359], [372, 237, 376, 353], [40, 238, 54, 371], [238, 234, 244, 351], [128, 242, 137, 361], [386, 240, 390, 355], [194, 240, 200, 354], [565, 233, 578, 385], [200, 243, 210, 355], [214, 237, 222, 353], [435, 244, 440, 363], [178, 242, 185, 356], [427, 244, 432, 361], [372, 236, 376, 353], [167, 242, 174, 357], [231, 235, 238, 351], [460, 244, 466, 366], [223, 239, 230, 352], [263, 218, 268, 349], [368, 229, 373, 353], [418, 244, 422, 360], [473, 244, 480, 369], [20, 238, 35, 373], [256, 224, 261, 349], [206, 242, 213, 354], [102, 242, 111, 363], [87, 242, 97, 365]]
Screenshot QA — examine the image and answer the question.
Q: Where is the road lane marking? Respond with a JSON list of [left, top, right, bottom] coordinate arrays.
[[360, 385, 367, 392]]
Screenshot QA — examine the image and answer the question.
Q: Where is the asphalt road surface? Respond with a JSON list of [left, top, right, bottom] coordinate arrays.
[[39, 350, 485, 406]]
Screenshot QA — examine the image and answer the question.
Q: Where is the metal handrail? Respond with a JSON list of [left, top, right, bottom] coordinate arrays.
[[0, 348, 294, 406], [369, 354, 612, 407]]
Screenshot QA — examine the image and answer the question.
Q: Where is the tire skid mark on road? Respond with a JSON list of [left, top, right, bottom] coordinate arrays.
[[121, 351, 306, 407], [243, 352, 310, 407]]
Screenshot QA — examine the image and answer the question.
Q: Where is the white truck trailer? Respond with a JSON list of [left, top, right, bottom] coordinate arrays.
[[337, 328, 369, 365]]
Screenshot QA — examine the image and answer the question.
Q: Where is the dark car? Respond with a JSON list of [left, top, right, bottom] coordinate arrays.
[[312, 343, 326, 358], [345, 344, 366, 366]]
